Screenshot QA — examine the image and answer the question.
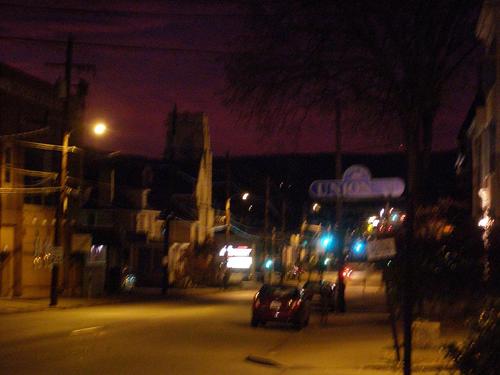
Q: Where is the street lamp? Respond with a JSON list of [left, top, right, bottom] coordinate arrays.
[[225, 192, 250, 245], [92, 122, 107, 136], [51, 121, 108, 306]]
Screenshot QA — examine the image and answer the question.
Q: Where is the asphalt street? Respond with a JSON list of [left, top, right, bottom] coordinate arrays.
[[0, 280, 397, 375]]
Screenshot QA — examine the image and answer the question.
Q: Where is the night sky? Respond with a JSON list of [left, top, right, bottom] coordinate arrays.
[[0, 1, 477, 157]]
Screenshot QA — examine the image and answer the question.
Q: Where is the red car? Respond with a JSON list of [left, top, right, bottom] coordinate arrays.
[[251, 284, 311, 329]]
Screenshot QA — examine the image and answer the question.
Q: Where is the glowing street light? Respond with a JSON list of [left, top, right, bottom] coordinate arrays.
[[93, 121, 107, 136], [242, 192, 250, 200]]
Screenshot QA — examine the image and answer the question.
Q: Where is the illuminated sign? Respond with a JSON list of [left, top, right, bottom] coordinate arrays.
[[309, 165, 405, 200], [227, 256, 252, 269], [219, 245, 253, 269], [219, 245, 252, 257]]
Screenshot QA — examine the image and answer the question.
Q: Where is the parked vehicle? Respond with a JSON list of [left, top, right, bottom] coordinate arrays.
[[342, 266, 353, 279], [121, 269, 136, 293], [251, 284, 310, 329], [303, 280, 336, 311]]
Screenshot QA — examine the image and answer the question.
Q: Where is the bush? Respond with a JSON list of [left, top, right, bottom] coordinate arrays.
[[386, 200, 485, 317], [446, 300, 500, 375]]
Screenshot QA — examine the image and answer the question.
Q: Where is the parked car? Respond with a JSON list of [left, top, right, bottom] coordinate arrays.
[[251, 284, 311, 329], [342, 266, 353, 279], [303, 280, 336, 311]]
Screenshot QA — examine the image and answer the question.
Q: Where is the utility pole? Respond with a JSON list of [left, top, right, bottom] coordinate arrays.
[[161, 106, 178, 295], [335, 99, 346, 313], [225, 152, 231, 245], [281, 196, 287, 260], [264, 176, 270, 258], [162, 212, 174, 295], [48, 35, 95, 305], [50, 36, 73, 305], [281, 198, 287, 235]]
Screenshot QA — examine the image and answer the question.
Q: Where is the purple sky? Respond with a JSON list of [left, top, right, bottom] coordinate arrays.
[[0, 1, 476, 157]]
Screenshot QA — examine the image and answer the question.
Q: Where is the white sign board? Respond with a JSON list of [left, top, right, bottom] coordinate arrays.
[[309, 165, 405, 200], [227, 256, 252, 269], [367, 238, 397, 261], [219, 245, 252, 257]]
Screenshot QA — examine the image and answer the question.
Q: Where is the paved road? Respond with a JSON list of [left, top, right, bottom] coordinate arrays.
[[0, 285, 398, 375]]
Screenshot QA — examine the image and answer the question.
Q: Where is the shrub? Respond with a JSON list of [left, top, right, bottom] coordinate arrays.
[[446, 300, 500, 375]]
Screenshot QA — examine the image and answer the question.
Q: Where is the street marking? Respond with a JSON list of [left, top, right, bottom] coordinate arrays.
[[70, 326, 104, 336]]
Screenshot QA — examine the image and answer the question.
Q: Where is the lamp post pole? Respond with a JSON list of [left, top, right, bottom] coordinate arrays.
[[61, 131, 70, 289], [335, 99, 346, 313], [50, 130, 69, 306], [162, 213, 174, 295], [225, 197, 231, 245], [225, 193, 249, 248], [49, 122, 107, 306]]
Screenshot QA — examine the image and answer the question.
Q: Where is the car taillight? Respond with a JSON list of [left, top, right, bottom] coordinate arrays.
[[289, 300, 301, 310], [254, 299, 261, 309]]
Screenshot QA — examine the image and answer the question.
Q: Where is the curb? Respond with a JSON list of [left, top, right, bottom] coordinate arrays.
[[0, 287, 236, 315], [0, 299, 124, 315]]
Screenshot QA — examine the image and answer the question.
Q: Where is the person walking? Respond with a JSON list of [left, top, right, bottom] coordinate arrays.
[[319, 284, 331, 325], [222, 267, 231, 290]]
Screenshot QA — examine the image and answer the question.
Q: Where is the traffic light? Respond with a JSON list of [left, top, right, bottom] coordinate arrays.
[[264, 258, 273, 270], [352, 239, 366, 256], [320, 233, 335, 251]]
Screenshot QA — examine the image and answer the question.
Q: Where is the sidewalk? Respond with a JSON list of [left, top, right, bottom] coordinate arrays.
[[248, 317, 463, 374], [0, 286, 225, 315], [247, 285, 466, 374]]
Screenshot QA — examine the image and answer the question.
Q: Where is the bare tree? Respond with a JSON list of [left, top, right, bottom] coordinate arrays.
[[224, 1, 481, 374]]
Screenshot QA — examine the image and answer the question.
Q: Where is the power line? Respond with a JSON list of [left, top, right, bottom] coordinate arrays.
[[0, 35, 227, 55], [0, 186, 62, 194], [0, 126, 50, 139], [16, 140, 80, 153], [0, 2, 249, 18], [10, 166, 58, 179]]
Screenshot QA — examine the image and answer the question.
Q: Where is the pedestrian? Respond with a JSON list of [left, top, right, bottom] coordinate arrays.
[[222, 267, 231, 290], [319, 284, 332, 326]]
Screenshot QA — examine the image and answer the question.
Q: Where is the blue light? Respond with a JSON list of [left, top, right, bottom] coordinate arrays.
[[391, 213, 399, 222], [353, 240, 365, 255], [264, 259, 273, 269], [320, 233, 335, 250]]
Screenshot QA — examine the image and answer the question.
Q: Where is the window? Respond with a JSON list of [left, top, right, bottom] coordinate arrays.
[[474, 137, 482, 188], [3, 146, 12, 183], [489, 122, 496, 173], [480, 129, 490, 181]]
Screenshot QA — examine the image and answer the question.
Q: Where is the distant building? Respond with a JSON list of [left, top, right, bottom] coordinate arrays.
[[77, 154, 165, 292], [163, 108, 215, 285]]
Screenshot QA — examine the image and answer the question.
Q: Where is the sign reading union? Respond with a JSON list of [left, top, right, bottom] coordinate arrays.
[[309, 165, 405, 200]]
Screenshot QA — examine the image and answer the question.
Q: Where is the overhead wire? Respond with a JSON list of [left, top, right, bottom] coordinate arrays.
[[0, 186, 62, 194], [0, 35, 227, 55], [0, 2, 249, 18], [10, 166, 58, 179], [0, 126, 50, 139], [15, 140, 81, 153]]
